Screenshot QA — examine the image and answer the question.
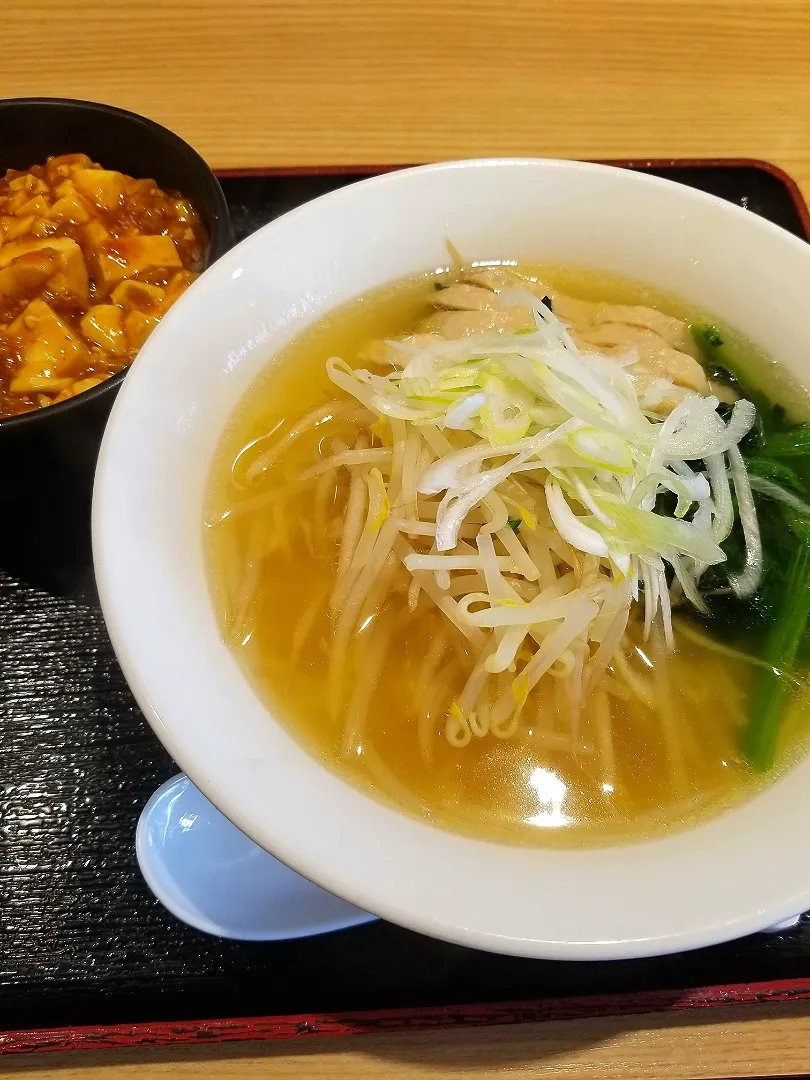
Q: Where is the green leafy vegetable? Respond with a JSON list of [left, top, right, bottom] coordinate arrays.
[[744, 457, 807, 494], [693, 323, 725, 353], [785, 506, 810, 547], [691, 324, 742, 386], [759, 425, 810, 459], [507, 518, 521, 532], [696, 482, 793, 639], [690, 324, 810, 769], [746, 520, 810, 771], [691, 323, 783, 448]]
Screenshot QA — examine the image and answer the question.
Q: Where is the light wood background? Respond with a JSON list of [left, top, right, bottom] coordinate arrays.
[[3, 0, 810, 197], [3, 0, 810, 1076]]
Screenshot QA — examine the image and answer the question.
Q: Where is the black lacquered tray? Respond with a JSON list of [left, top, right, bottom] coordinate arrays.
[[2, 159, 810, 1052]]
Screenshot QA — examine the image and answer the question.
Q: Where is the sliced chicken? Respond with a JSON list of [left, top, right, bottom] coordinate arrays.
[[461, 268, 518, 291], [574, 323, 709, 395], [462, 266, 546, 291], [360, 332, 445, 368], [708, 379, 739, 405], [419, 307, 533, 338], [555, 297, 699, 358], [632, 377, 696, 415], [433, 283, 501, 311], [373, 268, 722, 416], [461, 267, 553, 295], [457, 271, 700, 357], [426, 271, 546, 336], [596, 304, 699, 357]]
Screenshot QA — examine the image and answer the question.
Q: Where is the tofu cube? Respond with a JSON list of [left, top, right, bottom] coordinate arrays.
[[111, 279, 165, 310], [71, 168, 127, 210], [15, 195, 50, 217], [0, 215, 35, 240], [97, 235, 182, 291], [50, 375, 107, 403], [5, 191, 29, 215], [0, 252, 55, 298], [48, 194, 90, 225], [123, 309, 161, 350], [53, 179, 77, 199], [161, 270, 196, 306], [30, 219, 60, 239], [0, 237, 89, 304], [14, 373, 73, 394], [79, 219, 111, 267], [46, 154, 94, 186], [80, 304, 128, 355], [72, 375, 106, 395], [9, 299, 89, 391]]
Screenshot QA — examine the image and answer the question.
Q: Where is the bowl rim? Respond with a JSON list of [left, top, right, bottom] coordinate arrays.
[[94, 156, 810, 959], [0, 95, 232, 432]]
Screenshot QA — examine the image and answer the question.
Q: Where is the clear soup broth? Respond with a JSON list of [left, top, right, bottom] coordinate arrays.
[[206, 264, 810, 847]]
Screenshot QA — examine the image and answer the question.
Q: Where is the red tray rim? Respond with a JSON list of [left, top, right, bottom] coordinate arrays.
[[3, 978, 810, 1056], [3, 155, 809, 1059]]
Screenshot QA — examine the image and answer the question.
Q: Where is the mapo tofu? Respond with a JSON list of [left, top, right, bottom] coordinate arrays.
[[0, 154, 206, 418]]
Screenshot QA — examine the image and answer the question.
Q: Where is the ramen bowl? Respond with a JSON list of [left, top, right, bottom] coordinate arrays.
[[93, 159, 810, 959]]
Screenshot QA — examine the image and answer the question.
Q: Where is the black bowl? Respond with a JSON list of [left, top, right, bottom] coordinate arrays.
[[0, 98, 233, 596]]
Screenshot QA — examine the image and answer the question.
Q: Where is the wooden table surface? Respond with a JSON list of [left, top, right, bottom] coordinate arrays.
[[3, 0, 810, 1076]]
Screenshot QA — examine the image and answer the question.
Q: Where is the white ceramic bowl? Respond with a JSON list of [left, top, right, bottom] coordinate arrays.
[[94, 159, 810, 960]]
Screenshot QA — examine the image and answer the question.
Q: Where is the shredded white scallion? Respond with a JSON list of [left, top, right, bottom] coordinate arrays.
[[258, 290, 762, 748]]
